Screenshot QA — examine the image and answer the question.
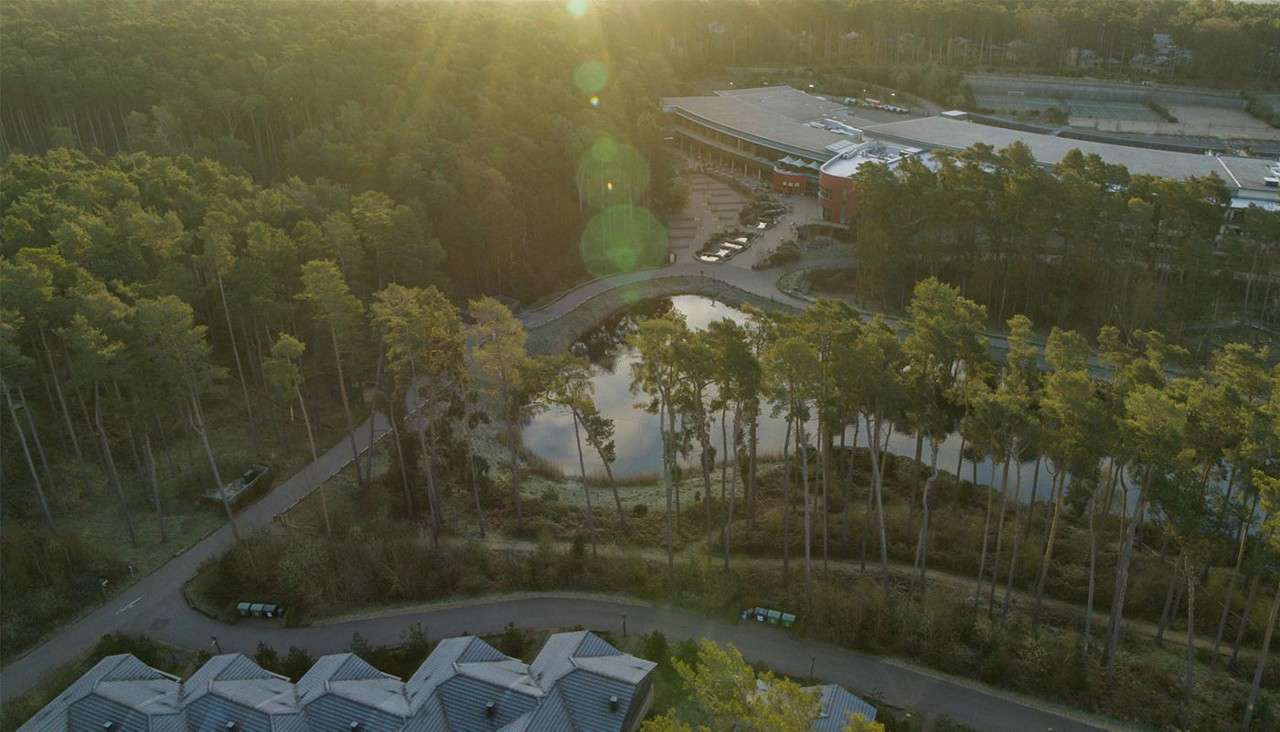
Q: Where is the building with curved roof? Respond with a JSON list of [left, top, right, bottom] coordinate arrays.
[[662, 86, 1280, 223]]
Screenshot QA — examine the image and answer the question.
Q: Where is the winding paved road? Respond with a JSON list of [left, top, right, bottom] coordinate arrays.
[[1, 252, 1121, 731], [125, 594, 1111, 732]]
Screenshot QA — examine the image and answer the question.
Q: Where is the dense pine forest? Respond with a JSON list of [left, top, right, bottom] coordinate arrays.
[[1, 0, 685, 297], [0, 0, 684, 661], [844, 145, 1280, 337], [3, 1, 1280, 730]]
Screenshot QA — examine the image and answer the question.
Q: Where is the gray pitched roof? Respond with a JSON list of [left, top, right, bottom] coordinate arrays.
[[20, 634, 655, 732], [805, 684, 878, 732], [18, 655, 183, 732], [297, 653, 411, 730]]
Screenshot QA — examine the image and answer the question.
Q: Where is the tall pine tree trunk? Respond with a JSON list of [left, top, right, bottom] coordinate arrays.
[[189, 390, 241, 542], [295, 383, 330, 536], [1003, 456, 1028, 619], [988, 455, 1014, 616], [1085, 460, 1113, 650], [94, 384, 137, 547], [782, 417, 793, 581], [416, 416, 443, 546], [388, 392, 414, 519], [865, 413, 890, 591], [976, 459, 1006, 607], [571, 409, 597, 558], [821, 419, 830, 574], [5, 382, 56, 533], [723, 407, 738, 573], [916, 442, 939, 593], [1243, 578, 1280, 730], [1182, 560, 1197, 711], [366, 352, 382, 481], [41, 327, 91, 495], [17, 384, 57, 498], [798, 412, 812, 605], [661, 399, 674, 575], [747, 416, 758, 527], [599, 452, 623, 532], [1106, 478, 1149, 684], [330, 324, 365, 490], [1031, 470, 1065, 633], [216, 272, 258, 451], [143, 433, 166, 543], [1214, 493, 1259, 663]]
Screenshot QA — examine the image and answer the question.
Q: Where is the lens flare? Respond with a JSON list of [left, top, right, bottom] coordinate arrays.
[[590, 95, 601, 108], [576, 136, 650, 209], [566, 0, 589, 18], [579, 205, 669, 277], [574, 60, 608, 94]]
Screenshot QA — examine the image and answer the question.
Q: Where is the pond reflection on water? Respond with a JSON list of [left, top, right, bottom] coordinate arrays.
[[523, 295, 1087, 506]]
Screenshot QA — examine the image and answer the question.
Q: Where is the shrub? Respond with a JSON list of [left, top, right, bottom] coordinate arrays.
[[640, 631, 671, 669], [752, 241, 802, 271], [1145, 100, 1178, 123], [497, 622, 532, 659]]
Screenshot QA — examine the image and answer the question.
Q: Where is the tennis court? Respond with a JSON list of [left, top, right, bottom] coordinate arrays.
[[976, 93, 1163, 123]]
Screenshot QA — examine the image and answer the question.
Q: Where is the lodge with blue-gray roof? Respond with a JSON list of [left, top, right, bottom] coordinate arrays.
[[18, 631, 655, 732], [19, 629, 878, 731]]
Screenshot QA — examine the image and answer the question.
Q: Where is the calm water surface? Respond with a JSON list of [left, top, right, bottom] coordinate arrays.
[[524, 295, 1123, 508]]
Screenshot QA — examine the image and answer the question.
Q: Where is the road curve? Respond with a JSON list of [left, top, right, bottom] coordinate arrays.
[[106, 593, 1114, 732]]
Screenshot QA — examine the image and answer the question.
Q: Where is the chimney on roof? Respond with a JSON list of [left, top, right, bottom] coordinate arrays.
[[349, 723, 361, 730], [485, 701, 497, 718], [225, 722, 237, 731], [101, 723, 115, 730], [609, 695, 620, 712]]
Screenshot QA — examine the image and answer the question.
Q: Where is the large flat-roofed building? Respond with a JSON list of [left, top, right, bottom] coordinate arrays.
[[865, 115, 1280, 199], [662, 87, 922, 221], [18, 631, 656, 732], [662, 86, 1280, 222]]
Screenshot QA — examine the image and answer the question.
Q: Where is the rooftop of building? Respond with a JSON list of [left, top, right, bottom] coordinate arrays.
[[18, 631, 657, 732], [818, 140, 923, 179], [662, 86, 888, 160], [662, 86, 1280, 195], [862, 115, 1279, 194], [806, 684, 879, 732]]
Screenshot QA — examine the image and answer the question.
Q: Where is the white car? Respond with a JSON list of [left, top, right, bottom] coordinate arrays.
[[722, 241, 745, 251], [697, 253, 721, 263], [755, 221, 769, 230], [733, 236, 751, 244]]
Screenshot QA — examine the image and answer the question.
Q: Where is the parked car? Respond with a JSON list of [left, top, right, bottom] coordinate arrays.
[[722, 241, 745, 251], [697, 253, 721, 263]]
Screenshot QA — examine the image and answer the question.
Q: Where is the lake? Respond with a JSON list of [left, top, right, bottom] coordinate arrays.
[[522, 295, 1084, 507]]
